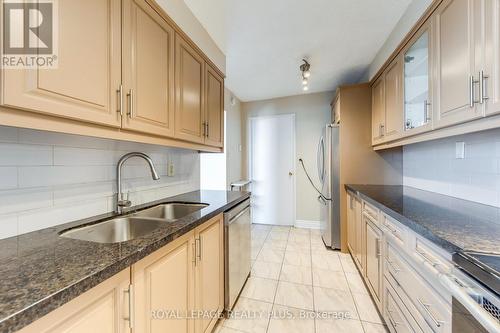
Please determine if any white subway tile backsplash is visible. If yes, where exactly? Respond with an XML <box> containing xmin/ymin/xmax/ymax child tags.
<box><xmin>0</xmin><ymin>167</ymin><xmax>18</xmax><ymax>189</ymax></box>
<box><xmin>0</xmin><ymin>144</ymin><xmax>53</xmax><ymax>166</ymax></box>
<box><xmin>0</xmin><ymin>128</ymin><xmax>200</xmax><ymax>238</ymax></box>
<box><xmin>403</xmin><ymin>128</ymin><xmax>500</xmax><ymax>207</ymax></box>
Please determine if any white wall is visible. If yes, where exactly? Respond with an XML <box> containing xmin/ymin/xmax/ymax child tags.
<box><xmin>364</xmin><ymin>0</ymin><xmax>432</xmax><ymax>81</ymax></box>
<box><xmin>225</xmin><ymin>88</ymin><xmax>244</xmax><ymax>188</ymax></box>
<box><xmin>0</xmin><ymin>126</ymin><xmax>200</xmax><ymax>239</ymax></box>
<box><xmin>156</xmin><ymin>0</ymin><xmax>226</xmax><ymax>74</ymax></box>
<box><xmin>242</xmin><ymin>91</ymin><xmax>334</xmax><ymax>223</ymax></box>
<box><xmin>403</xmin><ymin>128</ymin><xmax>500</xmax><ymax>207</ymax></box>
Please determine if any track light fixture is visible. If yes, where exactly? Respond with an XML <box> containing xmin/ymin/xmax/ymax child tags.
<box><xmin>300</xmin><ymin>59</ymin><xmax>311</xmax><ymax>91</ymax></box>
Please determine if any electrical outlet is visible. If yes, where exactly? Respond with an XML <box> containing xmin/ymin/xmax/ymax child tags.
<box><xmin>167</xmin><ymin>161</ymin><xmax>175</xmax><ymax>177</ymax></box>
<box><xmin>456</xmin><ymin>142</ymin><xmax>465</xmax><ymax>159</ymax></box>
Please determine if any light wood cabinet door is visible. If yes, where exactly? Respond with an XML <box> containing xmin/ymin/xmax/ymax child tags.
<box><xmin>371</xmin><ymin>76</ymin><xmax>385</xmax><ymax>145</ymax></box>
<box><xmin>365</xmin><ymin>216</ymin><xmax>382</xmax><ymax>305</ymax></box>
<box><xmin>195</xmin><ymin>215</ymin><xmax>224</xmax><ymax>333</ymax></box>
<box><xmin>122</xmin><ymin>0</ymin><xmax>175</xmax><ymax>137</ymax></box>
<box><xmin>433</xmin><ymin>0</ymin><xmax>483</xmax><ymax>128</ymax></box>
<box><xmin>347</xmin><ymin>193</ymin><xmax>356</xmax><ymax>255</ymax></box>
<box><xmin>133</xmin><ymin>231</ymin><xmax>195</xmax><ymax>333</ymax></box>
<box><xmin>204</xmin><ymin>65</ymin><xmax>224</xmax><ymax>148</ymax></box>
<box><xmin>354</xmin><ymin>198</ymin><xmax>363</xmax><ymax>270</ymax></box>
<box><xmin>484</xmin><ymin>0</ymin><xmax>500</xmax><ymax>116</ymax></box>
<box><xmin>1</xmin><ymin>0</ymin><xmax>122</xmax><ymax>128</ymax></box>
<box><xmin>18</xmin><ymin>269</ymin><xmax>130</xmax><ymax>333</ymax></box>
<box><xmin>383</xmin><ymin>58</ymin><xmax>403</xmax><ymax>142</ymax></box>
<box><xmin>175</xmin><ymin>36</ymin><xmax>205</xmax><ymax>144</ymax></box>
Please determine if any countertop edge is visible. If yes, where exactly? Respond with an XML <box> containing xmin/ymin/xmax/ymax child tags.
<box><xmin>0</xmin><ymin>191</ymin><xmax>250</xmax><ymax>333</ymax></box>
<box><xmin>345</xmin><ymin>184</ymin><xmax>460</xmax><ymax>254</ymax></box>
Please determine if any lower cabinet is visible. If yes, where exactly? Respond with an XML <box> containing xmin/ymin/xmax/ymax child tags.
<box><xmin>364</xmin><ymin>213</ymin><xmax>383</xmax><ymax>307</ymax></box>
<box><xmin>17</xmin><ymin>214</ymin><xmax>224</xmax><ymax>333</ymax></box>
<box><xmin>18</xmin><ymin>269</ymin><xmax>131</xmax><ymax>333</ymax></box>
<box><xmin>347</xmin><ymin>192</ymin><xmax>363</xmax><ymax>271</ymax></box>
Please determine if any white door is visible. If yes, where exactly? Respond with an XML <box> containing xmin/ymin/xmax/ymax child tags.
<box><xmin>249</xmin><ymin>114</ymin><xmax>295</xmax><ymax>225</ymax></box>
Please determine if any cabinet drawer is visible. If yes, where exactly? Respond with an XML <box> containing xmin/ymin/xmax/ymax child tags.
<box><xmin>363</xmin><ymin>201</ymin><xmax>379</xmax><ymax>221</ymax></box>
<box><xmin>411</xmin><ymin>236</ymin><xmax>452</xmax><ymax>276</ymax></box>
<box><xmin>386</xmin><ymin>243</ymin><xmax>451</xmax><ymax>333</ymax></box>
<box><xmin>385</xmin><ymin>278</ymin><xmax>423</xmax><ymax>333</ymax></box>
<box><xmin>382</xmin><ymin>214</ymin><xmax>406</xmax><ymax>247</ymax></box>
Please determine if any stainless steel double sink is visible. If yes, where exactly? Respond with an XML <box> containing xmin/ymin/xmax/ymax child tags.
<box><xmin>60</xmin><ymin>203</ymin><xmax>208</xmax><ymax>244</ymax></box>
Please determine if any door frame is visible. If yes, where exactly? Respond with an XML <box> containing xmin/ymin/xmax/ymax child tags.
<box><xmin>248</xmin><ymin>113</ymin><xmax>296</xmax><ymax>226</ymax></box>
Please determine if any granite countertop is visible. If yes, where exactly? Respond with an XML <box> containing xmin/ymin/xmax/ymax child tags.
<box><xmin>345</xmin><ymin>185</ymin><xmax>500</xmax><ymax>256</ymax></box>
<box><xmin>0</xmin><ymin>190</ymin><xmax>250</xmax><ymax>333</ymax></box>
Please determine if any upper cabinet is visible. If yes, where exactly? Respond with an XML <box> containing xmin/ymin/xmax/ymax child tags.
<box><xmin>403</xmin><ymin>23</ymin><xmax>433</xmax><ymax>135</ymax></box>
<box><xmin>122</xmin><ymin>0</ymin><xmax>175</xmax><ymax>138</ymax></box>
<box><xmin>372</xmin><ymin>0</ymin><xmax>500</xmax><ymax>149</ymax></box>
<box><xmin>371</xmin><ymin>58</ymin><xmax>403</xmax><ymax>144</ymax></box>
<box><xmin>204</xmin><ymin>65</ymin><xmax>224</xmax><ymax>148</ymax></box>
<box><xmin>1</xmin><ymin>0</ymin><xmax>122</xmax><ymax>128</ymax></box>
<box><xmin>484</xmin><ymin>0</ymin><xmax>500</xmax><ymax>117</ymax></box>
<box><xmin>175</xmin><ymin>36</ymin><xmax>206</xmax><ymax>144</ymax></box>
<box><xmin>433</xmin><ymin>0</ymin><xmax>483</xmax><ymax>128</ymax></box>
<box><xmin>383</xmin><ymin>58</ymin><xmax>404</xmax><ymax>142</ymax></box>
<box><xmin>0</xmin><ymin>0</ymin><xmax>225</xmax><ymax>152</ymax></box>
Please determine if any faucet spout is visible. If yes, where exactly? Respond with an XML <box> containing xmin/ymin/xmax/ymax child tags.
<box><xmin>116</xmin><ymin>152</ymin><xmax>160</xmax><ymax>214</ymax></box>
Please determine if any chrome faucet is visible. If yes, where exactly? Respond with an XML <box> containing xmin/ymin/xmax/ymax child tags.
<box><xmin>116</xmin><ymin>152</ymin><xmax>160</xmax><ymax>214</ymax></box>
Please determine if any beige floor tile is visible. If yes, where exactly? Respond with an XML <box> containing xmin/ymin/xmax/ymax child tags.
<box><xmin>310</xmin><ymin>244</ymin><xmax>331</xmax><ymax>255</ymax></box>
<box><xmin>251</xmin><ymin>245</ymin><xmax>262</xmax><ymax>260</ymax></box>
<box><xmin>311</xmin><ymin>252</ymin><xmax>343</xmax><ymax>271</ymax></box>
<box><xmin>256</xmin><ymin>247</ymin><xmax>285</xmax><ymax>264</ymax></box>
<box><xmin>252</xmin><ymin>224</ymin><xmax>272</xmax><ymax>231</ymax></box>
<box><xmin>313</xmin><ymin>286</ymin><xmax>359</xmax><ymax>320</ymax></box>
<box><xmin>362</xmin><ymin>321</ymin><xmax>389</xmax><ymax>333</ymax></box>
<box><xmin>251</xmin><ymin>260</ymin><xmax>282</xmax><ymax>280</ymax></box>
<box><xmin>312</xmin><ymin>268</ymin><xmax>350</xmax><ymax>291</ymax></box>
<box><xmin>352</xmin><ymin>292</ymin><xmax>384</xmax><ymax>324</ymax></box>
<box><xmin>224</xmin><ymin>297</ymin><xmax>272</xmax><ymax>333</ymax></box>
<box><xmin>240</xmin><ymin>277</ymin><xmax>278</xmax><ymax>303</ymax></box>
<box><xmin>267</xmin><ymin>305</ymin><xmax>315</xmax><ymax>333</ymax></box>
<box><xmin>283</xmin><ymin>250</ymin><xmax>312</xmax><ymax>267</ymax></box>
<box><xmin>345</xmin><ymin>272</ymin><xmax>369</xmax><ymax>294</ymax></box>
<box><xmin>280</xmin><ymin>264</ymin><xmax>312</xmax><ymax>285</ymax></box>
<box><xmin>268</xmin><ymin>231</ymin><xmax>289</xmax><ymax>242</ymax></box>
<box><xmin>315</xmin><ymin>318</ymin><xmax>364</xmax><ymax>333</ymax></box>
<box><xmin>272</xmin><ymin>226</ymin><xmax>291</xmax><ymax>233</ymax></box>
<box><xmin>262</xmin><ymin>239</ymin><xmax>287</xmax><ymax>250</ymax></box>
<box><xmin>288</xmin><ymin>233</ymin><xmax>310</xmax><ymax>244</ymax></box>
<box><xmin>286</xmin><ymin>241</ymin><xmax>311</xmax><ymax>252</ymax></box>
<box><xmin>340</xmin><ymin>254</ymin><xmax>359</xmax><ymax>273</ymax></box>
<box><xmin>290</xmin><ymin>227</ymin><xmax>310</xmax><ymax>235</ymax></box>
<box><xmin>275</xmin><ymin>281</ymin><xmax>314</xmax><ymax>310</ymax></box>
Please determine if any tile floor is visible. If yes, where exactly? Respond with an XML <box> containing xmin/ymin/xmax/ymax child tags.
<box><xmin>215</xmin><ymin>224</ymin><xmax>388</xmax><ymax>333</ymax></box>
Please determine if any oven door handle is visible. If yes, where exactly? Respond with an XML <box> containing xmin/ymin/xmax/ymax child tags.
<box><xmin>439</xmin><ymin>274</ymin><xmax>500</xmax><ymax>333</ymax></box>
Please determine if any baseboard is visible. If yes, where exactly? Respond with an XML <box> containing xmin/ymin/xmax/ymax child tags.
<box><xmin>294</xmin><ymin>220</ymin><xmax>321</xmax><ymax>229</ymax></box>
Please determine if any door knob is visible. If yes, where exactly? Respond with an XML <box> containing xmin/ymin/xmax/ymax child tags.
<box><xmin>289</xmin><ymin>172</ymin><xmax>293</xmax><ymax>176</ymax></box>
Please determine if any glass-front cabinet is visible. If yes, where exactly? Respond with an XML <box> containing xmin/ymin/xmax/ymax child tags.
<box><xmin>403</xmin><ymin>26</ymin><xmax>432</xmax><ymax>134</ymax></box>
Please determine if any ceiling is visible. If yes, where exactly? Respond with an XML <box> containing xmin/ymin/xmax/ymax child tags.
<box><xmin>184</xmin><ymin>0</ymin><xmax>412</xmax><ymax>102</ymax></box>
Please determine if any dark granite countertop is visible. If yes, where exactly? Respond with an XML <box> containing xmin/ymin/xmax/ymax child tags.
<box><xmin>345</xmin><ymin>185</ymin><xmax>500</xmax><ymax>256</ymax></box>
<box><xmin>0</xmin><ymin>190</ymin><xmax>250</xmax><ymax>333</ymax></box>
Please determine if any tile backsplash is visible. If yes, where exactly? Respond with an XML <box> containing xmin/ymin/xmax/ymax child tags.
<box><xmin>0</xmin><ymin>126</ymin><xmax>200</xmax><ymax>239</ymax></box>
<box><xmin>403</xmin><ymin>128</ymin><xmax>500</xmax><ymax>207</ymax></box>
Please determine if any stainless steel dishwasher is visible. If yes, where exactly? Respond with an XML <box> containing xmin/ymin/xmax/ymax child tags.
<box><xmin>224</xmin><ymin>198</ymin><xmax>251</xmax><ymax>312</ymax></box>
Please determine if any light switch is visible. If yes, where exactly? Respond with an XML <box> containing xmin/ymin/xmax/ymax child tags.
<box><xmin>167</xmin><ymin>161</ymin><xmax>175</xmax><ymax>176</ymax></box>
<box><xmin>456</xmin><ymin>142</ymin><xmax>465</xmax><ymax>159</ymax></box>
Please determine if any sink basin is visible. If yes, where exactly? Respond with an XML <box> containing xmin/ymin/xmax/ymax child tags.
<box><xmin>60</xmin><ymin>217</ymin><xmax>166</xmax><ymax>244</ymax></box>
<box><xmin>133</xmin><ymin>203</ymin><xmax>208</xmax><ymax>220</ymax></box>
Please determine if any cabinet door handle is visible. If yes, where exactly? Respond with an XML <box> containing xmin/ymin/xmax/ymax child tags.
<box><xmin>206</xmin><ymin>122</ymin><xmax>209</xmax><ymax>137</ymax></box>
<box><xmin>127</xmin><ymin>89</ymin><xmax>134</xmax><ymax>118</ymax></box>
<box><xmin>376</xmin><ymin>238</ymin><xmax>381</xmax><ymax>257</ymax></box>
<box><xmin>479</xmin><ymin>70</ymin><xmax>489</xmax><ymax>104</ymax></box>
<box><xmin>424</xmin><ymin>100</ymin><xmax>431</xmax><ymax>122</ymax></box>
<box><xmin>416</xmin><ymin>248</ymin><xmax>439</xmax><ymax>268</ymax></box>
<box><xmin>417</xmin><ymin>298</ymin><xmax>443</xmax><ymax>328</ymax></box>
<box><xmin>123</xmin><ymin>284</ymin><xmax>134</xmax><ymax>328</ymax></box>
<box><xmin>117</xmin><ymin>85</ymin><xmax>123</xmax><ymax>117</ymax></box>
<box><xmin>470</xmin><ymin>75</ymin><xmax>475</xmax><ymax>108</ymax></box>
<box><xmin>192</xmin><ymin>241</ymin><xmax>197</xmax><ymax>265</ymax></box>
<box><xmin>386</xmin><ymin>257</ymin><xmax>401</xmax><ymax>273</ymax></box>
<box><xmin>196</xmin><ymin>237</ymin><xmax>202</xmax><ymax>261</ymax></box>
<box><xmin>202</xmin><ymin>122</ymin><xmax>206</xmax><ymax>137</ymax></box>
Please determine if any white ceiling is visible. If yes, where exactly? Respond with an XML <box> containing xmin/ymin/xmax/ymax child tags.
<box><xmin>184</xmin><ymin>0</ymin><xmax>412</xmax><ymax>102</ymax></box>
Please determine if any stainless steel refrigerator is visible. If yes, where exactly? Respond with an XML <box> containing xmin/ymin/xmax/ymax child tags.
<box><xmin>317</xmin><ymin>124</ymin><xmax>340</xmax><ymax>250</ymax></box>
